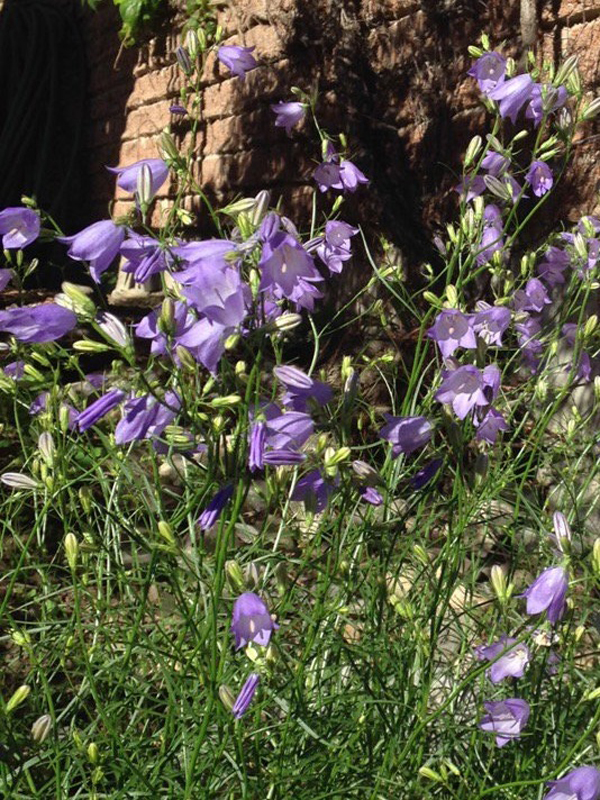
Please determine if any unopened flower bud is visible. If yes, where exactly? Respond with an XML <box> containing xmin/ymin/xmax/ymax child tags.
<box><xmin>184</xmin><ymin>29</ymin><xmax>199</xmax><ymax>58</ymax></box>
<box><xmin>11</xmin><ymin>629</ymin><xmax>31</xmax><ymax>647</ymax></box>
<box><xmin>210</xmin><ymin>394</ymin><xmax>241</xmax><ymax>408</ymax></box>
<box><xmin>464</xmin><ymin>135</ymin><xmax>482</xmax><ymax>168</ymax></box>
<box><xmin>584</xmin><ymin>315</ymin><xmax>598</xmax><ymax>338</ymax></box>
<box><xmin>592</xmin><ymin>538</ymin><xmax>600</xmax><ymax>577</ymax></box>
<box><xmin>60</xmin><ymin>404</ymin><xmax>71</xmax><ymax>434</ymax></box>
<box><xmin>219</xmin><ymin>685</ymin><xmax>235</xmax><ymax>711</ymax></box>
<box><xmin>324</xmin><ymin>447</ymin><xmax>351</xmax><ymax>468</ymax></box>
<box><xmin>61</xmin><ymin>282</ymin><xmax>96</xmax><ymax>317</ymax></box>
<box><xmin>87</xmin><ymin>742</ymin><xmax>99</xmax><ymax>765</ymax></box>
<box><xmin>490</xmin><ymin>564</ymin><xmax>510</xmax><ymax>603</ymax></box>
<box><xmin>534</xmin><ymin>378</ymin><xmax>548</xmax><ymax>402</ymax></box>
<box><xmin>158</xmin><ymin>521</ymin><xmax>176</xmax><ymax>546</ymax></box>
<box><xmin>23</xmin><ymin>363</ymin><xmax>46</xmax><ymax>382</ymax></box>
<box><xmin>160</xmin><ymin>131</ymin><xmax>180</xmax><ymax>162</ymax></box>
<box><xmin>234</xmin><ymin>360</ymin><xmax>246</xmax><ymax>378</ymax></box>
<box><xmin>273</xmin><ymin>312</ymin><xmax>302</xmax><ymax>332</ymax></box>
<box><xmin>96</xmin><ymin>312</ymin><xmax>130</xmax><ymax>348</ymax></box>
<box><xmin>352</xmin><ymin>459</ymin><xmax>382</xmax><ymax>486</ymax></box>
<box><xmin>6</xmin><ymin>684</ymin><xmax>31</xmax><ymax>713</ymax></box>
<box><xmin>175</xmin><ymin>45</ymin><xmax>192</xmax><ymax>75</ymax></box>
<box><xmin>38</xmin><ymin>433</ymin><xmax>55</xmax><ymax>467</ymax></box>
<box><xmin>413</xmin><ymin>544</ymin><xmax>429</xmax><ymax>566</ymax></box>
<box><xmin>250</xmin><ymin>190</ymin><xmax>271</xmax><ymax>226</ymax></box>
<box><xmin>136</xmin><ymin>163</ymin><xmax>153</xmax><ymax>208</ymax></box>
<box><xmin>159</xmin><ymin>298</ymin><xmax>175</xmax><ymax>335</ymax></box>
<box><xmin>31</xmin><ymin>714</ymin><xmax>53</xmax><ymax>743</ymax></box>
<box><xmin>175</xmin><ymin>346</ymin><xmax>197</xmax><ymax>372</ymax></box>
<box><xmin>72</xmin><ymin>340</ymin><xmax>111</xmax><ymax>354</ymax></box>
<box><xmin>582</xmin><ymin>97</ymin><xmax>600</xmax><ymax>121</ymax></box>
<box><xmin>445</xmin><ymin>284</ymin><xmax>458</xmax><ymax>307</ymax></box>
<box><xmin>244</xmin><ymin>562</ymin><xmax>260</xmax><ymax>590</ymax></box>
<box><xmin>1</xmin><ymin>472</ymin><xmax>39</xmax><ymax>490</ymax></box>
<box><xmin>224</xmin><ymin>333</ymin><xmax>240</xmax><ymax>351</ymax></box>
<box><xmin>573</xmin><ymin>232</ymin><xmax>588</xmax><ymax>261</ymax></box>
<box><xmin>225</xmin><ymin>560</ymin><xmax>245</xmax><ymax>593</ymax></box>
<box><xmin>64</xmin><ymin>533</ymin><xmax>79</xmax><ymax>571</ymax></box>
<box><xmin>419</xmin><ymin>766</ymin><xmax>443</xmax><ymax>782</ymax></box>
<box><xmin>484</xmin><ymin>174</ymin><xmax>512</xmax><ymax>202</ymax></box>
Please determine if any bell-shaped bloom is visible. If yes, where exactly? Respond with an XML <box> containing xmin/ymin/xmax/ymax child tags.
<box><xmin>2</xmin><ymin>360</ymin><xmax>25</xmax><ymax>380</ymax></box>
<box><xmin>537</xmin><ymin>246</ymin><xmax>571</xmax><ymax>286</ymax></box>
<box><xmin>473</xmin><ymin>304</ymin><xmax>511</xmax><ymax>346</ymax></box>
<box><xmin>359</xmin><ymin>486</ymin><xmax>384</xmax><ymax>505</ymax></box>
<box><xmin>114</xmin><ymin>390</ymin><xmax>181</xmax><ymax>444</ymax></box>
<box><xmin>198</xmin><ymin>484</ymin><xmax>234</xmax><ymax>531</ymax></box>
<box><xmin>274</xmin><ymin>365</ymin><xmax>332</xmax><ymax>411</ymax></box>
<box><xmin>526</xmin><ymin>160</ymin><xmax>554</xmax><ymax>197</ymax></box>
<box><xmin>474</xmin><ymin>407</ymin><xmax>508</xmax><ymax>443</ymax></box>
<box><xmin>380</xmin><ymin>415</ymin><xmax>432</xmax><ymax>457</ymax></box>
<box><xmin>0</xmin><ymin>303</ymin><xmax>77</xmax><ymax>343</ymax></box>
<box><xmin>489</xmin><ymin>74</ymin><xmax>536</xmax><ymax>124</ymax></box>
<box><xmin>136</xmin><ymin>301</ymin><xmax>196</xmax><ymax>357</ymax></box>
<box><xmin>0</xmin><ymin>207</ymin><xmax>40</xmax><ymax>249</ymax></box>
<box><xmin>527</xmin><ymin>84</ymin><xmax>568</xmax><ymax>127</ymax></box>
<box><xmin>314</xmin><ymin>158</ymin><xmax>368</xmax><ymax>194</ymax></box>
<box><xmin>435</xmin><ymin>365</ymin><xmax>489</xmax><ymax>419</ymax></box>
<box><xmin>271</xmin><ymin>101</ymin><xmax>305</xmax><ymax>134</ymax></box>
<box><xmin>475</xmin><ymin>204</ymin><xmax>504</xmax><ymax>266</ymax></box>
<box><xmin>315</xmin><ymin>220</ymin><xmax>359</xmax><ymax>274</ymax></box>
<box><xmin>232</xmin><ymin>673</ymin><xmax>260</xmax><ymax>719</ymax></box>
<box><xmin>121</xmin><ymin>233</ymin><xmax>173</xmax><ymax>283</ymax></box>
<box><xmin>259</xmin><ymin>232</ymin><xmax>323</xmax><ymax>311</ymax></box>
<box><xmin>512</xmin><ymin>278</ymin><xmax>552</xmax><ymax>313</ymax></box>
<box><xmin>475</xmin><ymin>636</ymin><xmax>531</xmax><ymax>683</ymax></box>
<box><xmin>58</xmin><ymin>220</ymin><xmax>125</xmax><ymax>283</ymax></box>
<box><xmin>427</xmin><ymin>309</ymin><xmax>476</xmax><ymax>358</ymax></box>
<box><xmin>544</xmin><ymin>766</ymin><xmax>600</xmax><ymax>800</ymax></box>
<box><xmin>217</xmin><ymin>45</ymin><xmax>257</xmax><ymax>80</ymax></box>
<box><xmin>468</xmin><ymin>52</ymin><xmax>507</xmax><ymax>94</ymax></box>
<box><xmin>172</xmin><ymin>239</ymin><xmax>238</xmax><ymax>284</ymax></box>
<box><xmin>106</xmin><ymin>158</ymin><xmax>168</xmax><ymax>199</ymax></box>
<box><xmin>411</xmin><ymin>458</ymin><xmax>443</xmax><ymax>489</ymax></box>
<box><xmin>76</xmin><ymin>388</ymin><xmax>126</xmax><ymax>432</ymax></box>
<box><xmin>291</xmin><ymin>468</ymin><xmax>338</xmax><ymax>513</ymax></box>
<box><xmin>521</xmin><ymin>566</ymin><xmax>568</xmax><ymax>625</ymax></box>
<box><xmin>479</xmin><ymin>698</ymin><xmax>530</xmax><ymax>747</ymax></box>
<box><xmin>562</xmin><ymin>323</ymin><xmax>592</xmax><ymax>383</ymax></box>
<box><xmin>231</xmin><ymin>592</ymin><xmax>278</xmax><ymax>650</ymax></box>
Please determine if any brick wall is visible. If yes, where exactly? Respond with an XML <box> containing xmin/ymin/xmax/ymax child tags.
<box><xmin>83</xmin><ymin>0</ymin><xmax>600</xmax><ymax>260</ymax></box>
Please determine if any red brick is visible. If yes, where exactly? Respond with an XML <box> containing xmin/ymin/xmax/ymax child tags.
<box><xmin>542</xmin><ymin>0</ymin><xmax>600</xmax><ymax>25</ymax></box>
<box><xmin>203</xmin><ymin>62</ymin><xmax>289</xmax><ymax>119</ymax></box>
<box><xmin>126</xmin><ymin>66</ymin><xmax>181</xmax><ymax>109</ymax></box>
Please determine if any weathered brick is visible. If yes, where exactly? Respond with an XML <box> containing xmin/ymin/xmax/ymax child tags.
<box><xmin>361</xmin><ymin>0</ymin><xmax>420</xmax><ymax>23</ymax></box>
<box><xmin>204</xmin><ymin>109</ymin><xmax>278</xmax><ymax>154</ymax></box>
<box><xmin>122</xmin><ymin>102</ymin><xmax>172</xmax><ymax>141</ymax></box>
<box><xmin>127</xmin><ymin>66</ymin><xmax>181</xmax><ymax>109</ymax></box>
<box><xmin>542</xmin><ymin>0</ymin><xmax>600</xmax><ymax>25</ymax></box>
<box><xmin>203</xmin><ymin>62</ymin><xmax>289</xmax><ymax>119</ymax></box>
<box><xmin>559</xmin><ymin>18</ymin><xmax>600</xmax><ymax>86</ymax></box>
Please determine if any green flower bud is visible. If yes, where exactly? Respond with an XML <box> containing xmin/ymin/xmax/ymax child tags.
<box><xmin>64</xmin><ymin>533</ymin><xmax>79</xmax><ymax>571</ymax></box>
<box><xmin>218</xmin><ymin>685</ymin><xmax>235</xmax><ymax>711</ymax></box>
<box><xmin>31</xmin><ymin>714</ymin><xmax>53</xmax><ymax>743</ymax></box>
<box><xmin>6</xmin><ymin>684</ymin><xmax>31</xmax><ymax>713</ymax></box>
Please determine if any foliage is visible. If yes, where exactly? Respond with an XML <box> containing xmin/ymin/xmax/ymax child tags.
<box><xmin>1</xmin><ymin>30</ymin><xmax>600</xmax><ymax>800</ymax></box>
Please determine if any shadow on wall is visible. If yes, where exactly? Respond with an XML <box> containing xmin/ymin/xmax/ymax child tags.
<box><xmin>0</xmin><ymin>0</ymin><xmax>86</xmax><ymax>229</ymax></box>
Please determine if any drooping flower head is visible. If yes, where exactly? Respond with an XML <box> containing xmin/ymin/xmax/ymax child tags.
<box><xmin>217</xmin><ymin>45</ymin><xmax>257</xmax><ymax>80</ymax></box>
<box><xmin>474</xmin><ymin>407</ymin><xmax>508</xmax><ymax>443</ymax></box>
<box><xmin>527</xmin><ymin>84</ymin><xmax>569</xmax><ymax>127</ymax></box>
<box><xmin>380</xmin><ymin>415</ymin><xmax>432</xmax><ymax>457</ymax></box>
<box><xmin>198</xmin><ymin>484</ymin><xmax>234</xmax><ymax>531</ymax></box>
<box><xmin>114</xmin><ymin>390</ymin><xmax>181</xmax><ymax>444</ymax></box>
<box><xmin>488</xmin><ymin>74</ymin><xmax>536</xmax><ymax>124</ymax></box>
<box><xmin>473</xmin><ymin>303</ymin><xmax>511</xmax><ymax>346</ymax></box>
<box><xmin>274</xmin><ymin>365</ymin><xmax>332</xmax><ymax>411</ymax></box>
<box><xmin>526</xmin><ymin>160</ymin><xmax>554</xmax><ymax>197</ymax></box>
<box><xmin>231</xmin><ymin>592</ymin><xmax>278</xmax><ymax>650</ymax></box>
<box><xmin>0</xmin><ymin>207</ymin><xmax>40</xmax><ymax>249</ymax></box>
<box><xmin>258</xmin><ymin>231</ymin><xmax>323</xmax><ymax>311</ymax></box>
<box><xmin>271</xmin><ymin>101</ymin><xmax>306</xmax><ymax>134</ymax></box>
<box><xmin>58</xmin><ymin>220</ymin><xmax>125</xmax><ymax>283</ymax></box>
<box><xmin>291</xmin><ymin>468</ymin><xmax>338</xmax><ymax>513</ymax></box>
<box><xmin>468</xmin><ymin>52</ymin><xmax>507</xmax><ymax>95</ymax></box>
<box><xmin>521</xmin><ymin>566</ymin><xmax>569</xmax><ymax>625</ymax></box>
<box><xmin>315</xmin><ymin>220</ymin><xmax>359</xmax><ymax>274</ymax></box>
<box><xmin>76</xmin><ymin>388</ymin><xmax>126</xmax><ymax>432</ymax></box>
<box><xmin>475</xmin><ymin>636</ymin><xmax>531</xmax><ymax>683</ymax></box>
<box><xmin>544</xmin><ymin>766</ymin><xmax>600</xmax><ymax>800</ymax></box>
<box><xmin>313</xmin><ymin>148</ymin><xmax>369</xmax><ymax>194</ymax></box>
<box><xmin>121</xmin><ymin>233</ymin><xmax>174</xmax><ymax>283</ymax></box>
<box><xmin>478</xmin><ymin>698</ymin><xmax>530</xmax><ymax>747</ymax></box>
<box><xmin>427</xmin><ymin>309</ymin><xmax>476</xmax><ymax>359</ymax></box>
<box><xmin>435</xmin><ymin>365</ymin><xmax>489</xmax><ymax>420</ymax></box>
<box><xmin>0</xmin><ymin>304</ymin><xmax>77</xmax><ymax>343</ymax></box>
